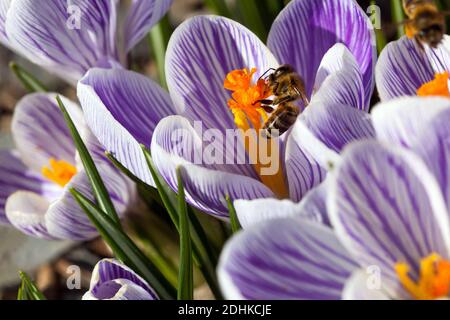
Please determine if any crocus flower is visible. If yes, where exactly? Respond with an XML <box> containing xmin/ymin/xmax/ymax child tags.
<box><xmin>79</xmin><ymin>0</ymin><xmax>376</xmax><ymax>219</ymax></box>
<box><xmin>376</xmin><ymin>35</ymin><xmax>450</xmax><ymax>101</ymax></box>
<box><xmin>0</xmin><ymin>0</ymin><xmax>172</xmax><ymax>83</ymax></box>
<box><xmin>0</xmin><ymin>93</ymin><xmax>133</xmax><ymax>240</ymax></box>
<box><xmin>83</xmin><ymin>259</ymin><xmax>157</xmax><ymax>300</ymax></box>
<box><xmin>218</xmin><ymin>96</ymin><xmax>450</xmax><ymax>300</ymax></box>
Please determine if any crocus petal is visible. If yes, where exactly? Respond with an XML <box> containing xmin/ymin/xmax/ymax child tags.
<box><xmin>46</xmin><ymin>164</ymin><xmax>132</xmax><ymax>240</ymax></box>
<box><xmin>83</xmin><ymin>259</ymin><xmax>158</xmax><ymax>300</ymax></box>
<box><xmin>234</xmin><ymin>196</ymin><xmax>325</xmax><ymax>229</ymax></box>
<box><xmin>5</xmin><ymin>191</ymin><xmax>54</xmax><ymax>239</ymax></box>
<box><xmin>218</xmin><ymin>218</ymin><xmax>357</xmax><ymax>300</ymax></box>
<box><xmin>302</xmin><ymin>101</ymin><xmax>375</xmax><ymax>153</ymax></box>
<box><xmin>313</xmin><ymin>44</ymin><xmax>366</xmax><ymax>110</ymax></box>
<box><xmin>268</xmin><ymin>0</ymin><xmax>375</xmax><ymax>104</ymax></box>
<box><xmin>372</xmin><ymin>96</ymin><xmax>450</xmax><ymax>148</ymax></box>
<box><xmin>151</xmin><ymin>116</ymin><xmax>274</xmax><ymax>218</ymax></box>
<box><xmin>411</xmin><ymin>107</ymin><xmax>450</xmax><ymax>213</ymax></box>
<box><xmin>375</xmin><ymin>36</ymin><xmax>450</xmax><ymax>101</ymax></box>
<box><xmin>166</xmin><ymin>15</ymin><xmax>278</xmax><ymax>132</ymax></box>
<box><xmin>12</xmin><ymin>93</ymin><xmax>82</xmax><ymax>173</ymax></box>
<box><xmin>342</xmin><ymin>269</ymin><xmax>391</xmax><ymax>300</ymax></box>
<box><xmin>124</xmin><ymin>0</ymin><xmax>173</xmax><ymax>52</ymax></box>
<box><xmin>6</xmin><ymin>0</ymin><xmax>120</xmax><ymax>83</ymax></box>
<box><xmin>329</xmin><ymin>140</ymin><xmax>450</xmax><ymax>297</ymax></box>
<box><xmin>78</xmin><ymin>68</ymin><xmax>175</xmax><ymax>186</ymax></box>
<box><xmin>297</xmin><ymin>181</ymin><xmax>330</xmax><ymax>226</ymax></box>
<box><xmin>284</xmin><ymin>124</ymin><xmax>326</xmax><ymax>202</ymax></box>
<box><xmin>0</xmin><ymin>150</ymin><xmax>60</xmax><ymax>224</ymax></box>
<box><xmin>0</xmin><ymin>0</ymin><xmax>11</xmax><ymax>47</ymax></box>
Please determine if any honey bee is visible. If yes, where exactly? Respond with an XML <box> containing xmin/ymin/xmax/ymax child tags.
<box><xmin>403</xmin><ymin>0</ymin><xmax>449</xmax><ymax>48</ymax></box>
<box><xmin>256</xmin><ymin>64</ymin><xmax>309</xmax><ymax>139</ymax></box>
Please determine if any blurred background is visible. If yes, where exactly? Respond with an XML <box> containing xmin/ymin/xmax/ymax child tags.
<box><xmin>0</xmin><ymin>0</ymin><xmax>449</xmax><ymax>299</ymax></box>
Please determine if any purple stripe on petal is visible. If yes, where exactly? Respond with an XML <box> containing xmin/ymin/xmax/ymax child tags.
<box><xmin>166</xmin><ymin>15</ymin><xmax>278</xmax><ymax>134</ymax></box>
<box><xmin>6</xmin><ymin>0</ymin><xmax>120</xmax><ymax>83</ymax></box>
<box><xmin>0</xmin><ymin>0</ymin><xmax>11</xmax><ymax>47</ymax></box>
<box><xmin>329</xmin><ymin>140</ymin><xmax>450</xmax><ymax>298</ymax></box>
<box><xmin>124</xmin><ymin>0</ymin><xmax>173</xmax><ymax>52</ymax></box>
<box><xmin>375</xmin><ymin>36</ymin><xmax>450</xmax><ymax>101</ymax></box>
<box><xmin>218</xmin><ymin>218</ymin><xmax>357</xmax><ymax>300</ymax></box>
<box><xmin>78</xmin><ymin>68</ymin><xmax>176</xmax><ymax>186</ymax></box>
<box><xmin>268</xmin><ymin>0</ymin><xmax>376</xmax><ymax>106</ymax></box>
<box><xmin>83</xmin><ymin>259</ymin><xmax>158</xmax><ymax>300</ymax></box>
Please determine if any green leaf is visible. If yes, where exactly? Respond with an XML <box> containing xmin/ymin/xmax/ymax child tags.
<box><xmin>17</xmin><ymin>272</ymin><xmax>46</xmax><ymax>300</ymax></box>
<box><xmin>236</xmin><ymin>0</ymin><xmax>270</xmax><ymax>42</ymax></box>
<box><xmin>176</xmin><ymin>168</ymin><xmax>193</xmax><ymax>300</ymax></box>
<box><xmin>56</xmin><ymin>96</ymin><xmax>120</xmax><ymax>225</ymax></box>
<box><xmin>391</xmin><ymin>0</ymin><xmax>405</xmax><ymax>38</ymax></box>
<box><xmin>226</xmin><ymin>195</ymin><xmax>241</xmax><ymax>233</ymax></box>
<box><xmin>148</xmin><ymin>15</ymin><xmax>172</xmax><ymax>89</ymax></box>
<box><xmin>204</xmin><ymin>0</ymin><xmax>233</xmax><ymax>18</ymax></box>
<box><xmin>10</xmin><ymin>62</ymin><xmax>48</xmax><ymax>93</ymax></box>
<box><xmin>70</xmin><ymin>188</ymin><xmax>176</xmax><ymax>299</ymax></box>
<box><xmin>141</xmin><ymin>146</ymin><xmax>223</xmax><ymax>299</ymax></box>
<box><xmin>370</xmin><ymin>0</ymin><xmax>387</xmax><ymax>55</ymax></box>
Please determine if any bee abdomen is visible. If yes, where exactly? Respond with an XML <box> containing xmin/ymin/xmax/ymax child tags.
<box><xmin>262</xmin><ymin>104</ymin><xmax>299</xmax><ymax>138</ymax></box>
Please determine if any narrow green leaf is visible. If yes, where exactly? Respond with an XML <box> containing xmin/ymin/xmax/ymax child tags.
<box><xmin>141</xmin><ymin>146</ymin><xmax>223</xmax><ymax>299</ymax></box>
<box><xmin>10</xmin><ymin>62</ymin><xmax>48</xmax><ymax>93</ymax></box>
<box><xmin>236</xmin><ymin>0</ymin><xmax>269</xmax><ymax>41</ymax></box>
<box><xmin>148</xmin><ymin>15</ymin><xmax>172</xmax><ymax>89</ymax></box>
<box><xmin>70</xmin><ymin>188</ymin><xmax>176</xmax><ymax>299</ymax></box>
<box><xmin>204</xmin><ymin>0</ymin><xmax>233</xmax><ymax>18</ymax></box>
<box><xmin>176</xmin><ymin>168</ymin><xmax>193</xmax><ymax>300</ymax></box>
<box><xmin>56</xmin><ymin>96</ymin><xmax>120</xmax><ymax>225</ymax></box>
<box><xmin>17</xmin><ymin>272</ymin><xmax>46</xmax><ymax>300</ymax></box>
<box><xmin>391</xmin><ymin>0</ymin><xmax>405</xmax><ymax>38</ymax></box>
<box><xmin>226</xmin><ymin>195</ymin><xmax>241</xmax><ymax>233</ymax></box>
<box><xmin>370</xmin><ymin>0</ymin><xmax>387</xmax><ymax>55</ymax></box>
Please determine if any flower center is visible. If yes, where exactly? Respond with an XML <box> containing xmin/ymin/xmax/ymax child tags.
<box><xmin>395</xmin><ymin>253</ymin><xmax>450</xmax><ymax>300</ymax></box>
<box><xmin>41</xmin><ymin>158</ymin><xmax>77</xmax><ymax>187</ymax></box>
<box><xmin>224</xmin><ymin>68</ymin><xmax>289</xmax><ymax>198</ymax></box>
<box><xmin>417</xmin><ymin>72</ymin><xmax>450</xmax><ymax>98</ymax></box>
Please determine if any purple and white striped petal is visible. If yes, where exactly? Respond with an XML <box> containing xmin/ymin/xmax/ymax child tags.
<box><xmin>5</xmin><ymin>191</ymin><xmax>55</xmax><ymax>239</ymax></box>
<box><xmin>6</xmin><ymin>0</ymin><xmax>120</xmax><ymax>83</ymax></box>
<box><xmin>268</xmin><ymin>0</ymin><xmax>375</xmax><ymax>106</ymax></box>
<box><xmin>124</xmin><ymin>0</ymin><xmax>173</xmax><ymax>52</ymax></box>
<box><xmin>342</xmin><ymin>269</ymin><xmax>391</xmax><ymax>300</ymax></box>
<box><xmin>302</xmin><ymin>101</ymin><xmax>375</xmax><ymax>153</ymax></box>
<box><xmin>166</xmin><ymin>15</ymin><xmax>278</xmax><ymax>133</ymax></box>
<box><xmin>329</xmin><ymin>140</ymin><xmax>450</xmax><ymax>298</ymax></box>
<box><xmin>297</xmin><ymin>181</ymin><xmax>330</xmax><ymax>226</ymax></box>
<box><xmin>151</xmin><ymin>116</ymin><xmax>274</xmax><ymax>218</ymax></box>
<box><xmin>0</xmin><ymin>0</ymin><xmax>11</xmax><ymax>47</ymax></box>
<box><xmin>11</xmin><ymin>93</ymin><xmax>82</xmax><ymax>173</ymax></box>
<box><xmin>218</xmin><ymin>218</ymin><xmax>357</xmax><ymax>300</ymax></box>
<box><xmin>46</xmin><ymin>164</ymin><xmax>132</xmax><ymax>240</ymax></box>
<box><xmin>78</xmin><ymin>68</ymin><xmax>175</xmax><ymax>186</ymax></box>
<box><xmin>312</xmin><ymin>44</ymin><xmax>366</xmax><ymax>111</ymax></box>
<box><xmin>83</xmin><ymin>259</ymin><xmax>158</xmax><ymax>300</ymax></box>
<box><xmin>375</xmin><ymin>36</ymin><xmax>450</xmax><ymax>101</ymax></box>
<box><xmin>284</xmin><ymin>130</ymin><xmax>325</xmax><ymax>202</ymax></box>
<box><xmin>372</xmin><ymin>97</ymin><xmax>450</xmax><ymax>148</ymax></box>
<box><xmin>0</xmin><ymin>150</ymin><xmax>60</xmax><ymax>224</ymax></box>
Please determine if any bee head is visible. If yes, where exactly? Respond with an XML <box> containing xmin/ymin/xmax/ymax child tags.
<box><xmin>415</xmin><ymin>10</ymin><xmax>445</xmax><ymax>48</ymax></box>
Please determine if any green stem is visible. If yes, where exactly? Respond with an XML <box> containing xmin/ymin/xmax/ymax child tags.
<box><xmin>148</xmin><ymin>15</ymin><xmax>172</xmax><ymax>89</ymax></box>
<box><xmin>10</xmin><ymin>62</ymin><xmax>48</xmax><ymax>92</ymax></box>
<box><xmin>204</xmin><ymin>0</ymin><xmax>233</xmax><ymax>18</ymax></box>
<box><xmin>226</xmin><ymin>195</ymin><xmax>241</xmax><ymax>233</ymax></box>
<box><xmin>236</xmin><ymin>0</ymin><xmax>270</xmax><ymax>42</ymax></box>
<box><xmin>391</xmin><ymin>0</ymin><xmax>405</xmax><ymax>38</ymax></box>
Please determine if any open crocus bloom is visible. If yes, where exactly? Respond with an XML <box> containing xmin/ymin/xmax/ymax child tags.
<box><xmin>83</xmin><ymin>259</ymin><xmax>158</xmax><ymax>300</ymax></box>
<box><xmin>79</xmin><ymin>0</ymin><xmax>376</xmax><ymax>219</ymax></box>
<box><xmin>219</xmin><ymin>97</ymin><xmax>450</xmax><ymax>300</ymax></box>
<box><xmin>376</xmin><ymin>35</ymin><xmax>450</xmax><ymax>101</ymax></box>
<box><xmin>0</xmin><ymin>0</ymin><xmax>172</xmax><ymax>83</ymax></box>
<box><xmin>0</xmin><ymin>93</ymin><xmax>133</xmax><ymax>240</ymax></box>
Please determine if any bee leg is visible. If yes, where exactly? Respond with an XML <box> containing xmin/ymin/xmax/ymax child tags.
<box><xmin>272</xmin><ymin>95</ymin><xmax>293</xmax><ymax>106</ymax></box>
<box><xmin>261</xmin><ymin>105</ymin><xmax>275</xmax><ymax>113</ymax></box>
<box><xmin>253</xmin><ymin>99</ymin><xmax>274</xmax><ymax>106</ymax></box>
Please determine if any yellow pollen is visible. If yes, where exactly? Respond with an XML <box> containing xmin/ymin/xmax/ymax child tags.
<box><xmin>395</xmin><ymin>253</ymin><xmax>450</xmax><ymax>300</ymax></box>
<box><xmin>41</xmin><ymin>158</ymin><xmax>77</xmax><ymax>187</ymax></box>
<box><xmin>224</xmin><ymin>68</ymin><xmax>289</xmax><ymax>198</ymax></box>
<box><xmin>417</xmin><ymin>72</ymin><xmax>450</xmax><ymax>98</ymax></box>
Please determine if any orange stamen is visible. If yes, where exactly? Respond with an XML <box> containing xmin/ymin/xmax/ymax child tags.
<box><xmin>41</xmin><ymin>158</ymin><xmax>77</xmax><ymax>187</ymax></box>
<box><xmin>395</xmin><ymin>253</ymin><xmax>450</xmax><ymax>300</ymax></box>
<box><xmin>417</xmin><ymin>72</ymin><xmax>450</xmax><ymax>98</ymax></box>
